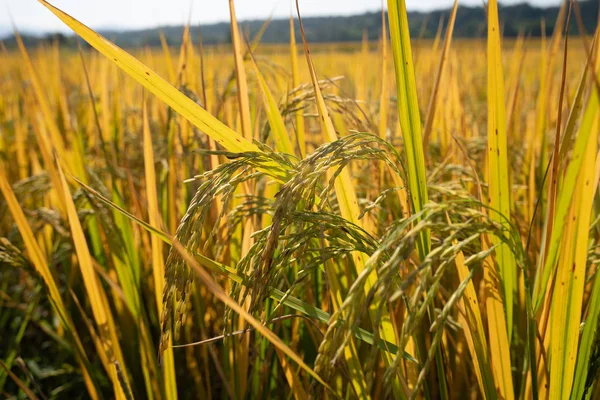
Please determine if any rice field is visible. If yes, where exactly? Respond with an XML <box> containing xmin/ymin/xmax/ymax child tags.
<box><xmin>0</xmin><ymin>0</ymin><xmax>599</xmax><ymax>399</ymax></box>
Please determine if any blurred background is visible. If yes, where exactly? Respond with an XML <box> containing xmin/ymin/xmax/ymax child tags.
<box><xmin>1</xmin><ymin>0</ymin><xmax>573</xmax><ymax>47</ymax></box>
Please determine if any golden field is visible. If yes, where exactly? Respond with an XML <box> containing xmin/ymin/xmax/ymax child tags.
<box><xmin>0</xmin><ymin>0</ymin><xmax>599</xmax><ymax>399</ymax></box>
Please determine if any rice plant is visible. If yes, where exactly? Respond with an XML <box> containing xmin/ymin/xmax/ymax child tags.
<box><xmin>0</xmin><ymin>0</ymin><xmax>599</xmax><ymax>398</ymax></box>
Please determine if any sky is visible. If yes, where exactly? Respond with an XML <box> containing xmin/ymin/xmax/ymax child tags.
<box><xmin>2</xmin><ymin>0</ymin><xmax>562</xmax><ymax>36</ymax></box>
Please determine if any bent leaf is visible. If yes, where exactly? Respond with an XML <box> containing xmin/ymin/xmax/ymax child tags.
<box><xmin>38</xmin><ymin>0</ymin><xmax>255</xmax><ymax>156</ymax></box>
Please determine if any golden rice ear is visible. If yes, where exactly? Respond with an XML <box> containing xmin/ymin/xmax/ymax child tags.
<box><xmin>170</xmin><ymin>239</ymin><xmax>333</xmax><ymax>392</ymax></box>
<box><xmin>72</xmin><ymin>174</ymin><xmax>402</xmax><ymax>356</ymax></box>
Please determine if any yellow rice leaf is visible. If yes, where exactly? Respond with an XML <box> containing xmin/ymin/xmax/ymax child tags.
<box><xmin>387</xmin><ymin>0</ymin><xmax>430</xmax><ymax>258</ymax></box>
<box><xmin>485</xmin><ymin>0</ymin><xmax>516</xmax><ymax>396</ymax></box>
<box><xmin>289</xmin><ymin>17</ymin><xmax>305</xmax><ymax>157</ymax></box>
<box><xmin>486</xmin><ymin>0</ymin><xmax>517</xmax><ymax>339</ymax></box>
<box><xmin>449</xmin><ymin>223</ymin><xmax>496</xmax><ymax>398</ymax></box>
<box><xmin>570</xmin><ymin>147</ymin><xmax>600</xmax><ymax>400</ymax></box>
<box><xmin>143</xmin><ymin>101</ymin><xmax>178</xmax><ymax>400</ymax></box>
<box><xmin>274</xmin><ymin>348</ymin><xmax>309</xmax><ymax>400</ymax></box>
<box><xmin>37</xmin><ymin>0</ymin><xmax>257</xmax><ymax>156</ymax></box>
<box><xmin>483</xmin><ymin>235</ymin><xmax>515</xmax><ymax>400</ymax></box>
<box><xmin>534</xmin><ymin>32</ymin><xmax>600</xmax><ymax>312</ymax></box>
<box><xmin>56</xmin><ymin>161</ymin><xmax>131</xmax><ymax>399</ymax></box>
<box><xmin>378</xmin><ymin>8</ymin><xmax>389</xmax><ymax>142</ymax></box>
<box><xmin>229</xmin><ymin>0</ymin><xmax>253</xmax><ymax>140</ymax></box>
<box><xmin>249</xmin><ymin>53</ymin><xmax>295</xmax><ymax>155</ymax></box>
<box><xmin>548</xmin><ymin>122</ymin><xmax>597</xmax><ymax>400</ymax></box>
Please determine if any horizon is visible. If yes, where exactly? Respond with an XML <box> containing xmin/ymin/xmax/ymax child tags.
<box><xmin>1</xmin><ymin>0</ymin><xmax>564</xmax><ymax>39</ymax></box>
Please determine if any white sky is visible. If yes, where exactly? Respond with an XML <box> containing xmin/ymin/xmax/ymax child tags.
<box><xmin>2</xmin><ymin>0</ymin><xmax>562</xmax><ymax>35</ymax></box>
